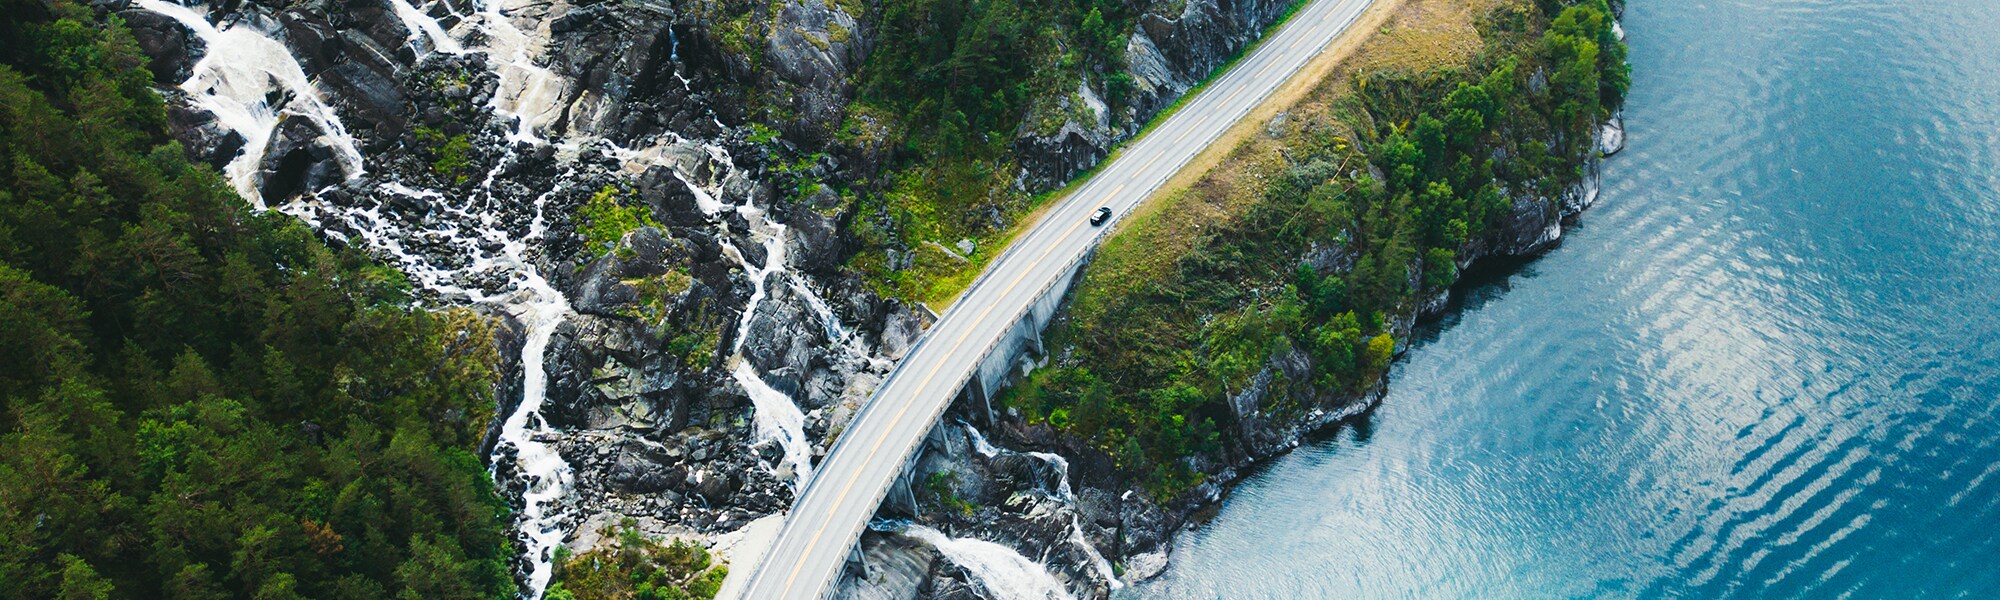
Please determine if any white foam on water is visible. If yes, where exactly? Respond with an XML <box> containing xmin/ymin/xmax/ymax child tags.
<box><xmin>959</xmin><ymin>425</ymin><xmax>1122</xmax><ymax>591</ymax></box>
<box><xmin>472</xmin><ymin>0</ymin><xmax>568</xmax><ymax>143</ymax></box>
<box><xmin>732</xmin><ymin>360</ymin><xmax>814</xmax><ymax>486</ymax></box>
<box><xmin>390</xmin><ymin>0</ymin><xmax>467</xmax><ymax>55</ymax></box>
<box><xmin>608</xmin><ymin>134</ymin><xmax>874</xmax><ymax>489</ymax></box>
<box><xmin>1066</xmin><ymin>513</ymin><xmax>1119</xmax><ymax>590</ymax></box>
<box><xmin>718</xmin><ymin>199</ymin><xmax>821</xmax><ymax>488</ymax></box>
<box><xmin>488</xmin><ymin>184</ymin><xmax>578</xmax><ymax>597</ymax></box>
<box><xmin>902</xmin><ymin>525</ymin><xmax>1078</xmax><ymax>600</ymax></box>
<box><xmin>137</xmin><ymin>0</ymin><xmax>364</xmax><ymax>207</ymax></box>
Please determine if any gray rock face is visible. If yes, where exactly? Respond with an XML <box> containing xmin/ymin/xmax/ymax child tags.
<box><xmin>763</xmin><ymin>0</ymin><xmax>864</xmax><ymax>143</ymax></box>
<box><xmin>1014</xmin><ymin>0</ymin><xmax>1297</xmax><ymax>190</ymax></box>
<box><xmin>740</xmin><ymin>281</ymin><xmax>824</xmax><ymax>400</ymax></box>
<box><xmin>535</xmin><ymin>0</ymin><xmax>742</xmax><ymax>144</ymax></box>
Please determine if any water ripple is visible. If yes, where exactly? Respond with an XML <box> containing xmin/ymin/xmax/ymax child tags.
<box><xmin>1128</xmin><ymin>0</ymin><xmax>2000</xmax><ymax>596</ymax></box>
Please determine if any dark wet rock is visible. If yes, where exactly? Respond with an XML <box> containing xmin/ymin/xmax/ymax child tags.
<box><xmin>570</xmin><ymin>226</ymin><xmax>699</xmax><ymax>316</ymax></box>
<box><xmin>259</xmin><ymin>114</ymin><xmax>349</xmax><ymax>203</ymax></box>
<box><xmin>740</xmin><ymin>282</ymin><xmax>823</xmax><ymax>400</ymax></box>
<box><xmin>162</xmin><ymin>93</ymin><xmax>246</xmax><ymax>170</ymax></box>
<box><xmin>121</xmin><ymin>8</ymin><xmax>204</xmax><ymax>83</ymax></box>
<box><xmin>784</xmin><ymin>191</ymin><xmax>844</xmax><ymax>275</ymax></box>
<box><xmin>640</xmin><ymin>165</ymin><xmax>715</xmax><ymax>228</ymax></box>
<box><xmin>878</xmin><ymin>303</ymin><xmax>931</xmax><ymax>361</ymax></box>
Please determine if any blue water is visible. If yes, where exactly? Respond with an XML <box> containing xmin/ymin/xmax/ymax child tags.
<box><xmin>1129</xmin><ymin>0</ymin><xmax>2000</xmax><ymax>597</ymax></box>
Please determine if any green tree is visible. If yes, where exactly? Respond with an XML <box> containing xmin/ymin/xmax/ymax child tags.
<box><xmin>0</xmin><ymin>4</ymin><xmax>517</xmax><ymax>597</ymax></box>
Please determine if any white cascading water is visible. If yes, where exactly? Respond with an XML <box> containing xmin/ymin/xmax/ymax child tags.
<box><xmin>389</xmin><ymin>0</ymin><xmax>466</xmax><ymax>55</ymax></box>
<box><xmin>902</xmin><ymin>525</ymin><xmax>1078</xmax><ymax>600</ymax></box>
<box><xmin>604</xmin><ymin>135</ymin><xmax>836</xmax><ymax>490</ymax></box>
<box><xmin>962</xmin><ymin>425</ymin><xmax>1123</xmax><ymax>591</ymax></box>
<box><xmin>141</xmin><ymin>0</ymin><xmax>856</xmax><ymax>595</ymax></box>
<box><xmin>137</xmin><ymin>0</ymin><xmax>366</xmax><ymax>207</ymax></box>
<box><xmin>135</xmin><ymin>0</ymin><xmax>576</xmax><ymax>594</ymax></box>
<box><xmin>473</xmin><ymin>0</ymin><xmax>568</xmax><ymax>144</ymax></box>
<box><xmin>483</xmin><ymin>187</ymin><xmax>578</xmax><ymax>597</ymax></box>
<box><xmin>721</xmin><ymin>204</ymin><xmax>817</xmax><ymax>486</ymax></box>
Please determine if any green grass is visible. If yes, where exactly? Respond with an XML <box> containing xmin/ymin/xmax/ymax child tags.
<box><xmin>878</xmin><ymin>0</ymin><xmax>1320</xmax><ymax>308</ymax></box>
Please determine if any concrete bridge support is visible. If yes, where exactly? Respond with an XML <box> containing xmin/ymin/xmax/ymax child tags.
<box><xmin>961</xmin><ymin>258</ymin><xmax>1086</xmax><ymax>425</ymax></box>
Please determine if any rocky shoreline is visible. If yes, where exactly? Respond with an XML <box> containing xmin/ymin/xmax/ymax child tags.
<box><xmin>123</xmin><ymin>0</ymin><xmax>1624</xmax><ymax>592</ymax></box>
<box><xmin>840</xmin><ymin>109</ymin><xmax>1628</xmax><ymax>599</ymax></box>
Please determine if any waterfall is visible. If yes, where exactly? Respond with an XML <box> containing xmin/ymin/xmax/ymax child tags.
<box><xmin>902</xmin><ymin>525</ymin><xmax>1077</xmax><ymax>600</ymax></box>
<box><xmin>472</xmin><ymin>0</ymin><xmax>567</xmax><ymax>143</ymax></box>
<box><xmin>605</xmin><ymin>136</ymin><xmax>862</xmax><ymax>489</ymax></box>
<box><xmin>714</xmin><ymin>188</ymin><xmax>818</xmax><ymax>488</ymax></box>
<box><xmin>731</xmin><ymin>360</ymin><xmax>813</xmax><ymax>484</ymax></box>
<box><xmin>959</xmin><ymin>425</ymin><xmax>1123</xmax><ymax>591</ymax></box>
<box><xmin>487</xmin><ymin>182</ymin><xmax>578</xmax><ymax>597</ymax></box>
<box><xmin>136</xmin><ymin>0</ymin><xmax>364</xmax><ymax>207</ymax></box>
<box><xmin>389</xmin><ymin>0</ymin><xmax>467</xmax><ymax>55</ymax></box>
<box><xmin>141</xmin><ymin>0</ymin><xmax>860</xmax><ymax>594</ymax></box>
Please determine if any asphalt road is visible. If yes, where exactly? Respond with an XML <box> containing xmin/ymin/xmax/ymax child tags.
<box><xmin>738</xmin><ymin>0</ymin><xmax>1373</xmax><ymax>596</ymax></box>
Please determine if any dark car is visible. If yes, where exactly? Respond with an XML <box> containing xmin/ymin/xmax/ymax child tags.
<box><xmin>1090</xmin><ymin>206</ymin><xmax>1113</xmax><ymax>226</ymax></box>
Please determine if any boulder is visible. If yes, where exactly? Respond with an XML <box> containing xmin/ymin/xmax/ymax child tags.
<box><xmin>120</xmin><ymin>8</ymin><xmax>204</xmax><ymax>83</ymax></box>
<box><xmin>783</xmin><ymin>190</ymin><xmax>844</xmax><ymax>274</ymax></box>
<box><xmin>259</xmin><ymin>114</ymin><xmax>350</xmax><ymax>203</ymax></box>
<box><xmin>163</xmin><ymin>94</ymin><xmax>246</xmax><ymax>171</ymax></box>
<box><xmin>740</xmin><ymin>282</ymin><xmax>823</xmax><ymax>399</ymax></box>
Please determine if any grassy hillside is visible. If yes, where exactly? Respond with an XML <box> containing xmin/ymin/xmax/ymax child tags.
<box><xmin>1005</xmin><ymin>0</ymin><xmax>1628</xmax><ymax>497</ymax></box>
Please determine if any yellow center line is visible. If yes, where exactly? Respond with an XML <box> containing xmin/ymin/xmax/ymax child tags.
<box><xmin>782</xmin><ymin>214</ymin><xmax>1095</xmax><ymax>591</ymax></box>
<box><xmin>766</xmin><ymin>1</ymin><xmax>1375</xmax><ymax>592</ymax></box>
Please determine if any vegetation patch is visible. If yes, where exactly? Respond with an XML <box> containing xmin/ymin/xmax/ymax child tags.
<box><xmin>0</xmin><ymin>4</ymin><xmax>518</xmax><ymax>596</ymax></box>
<box><xmin>416</xmin><ymin>126</ymin><xmax>474</xmax><ymax>185</ymax></box>
<box><xmin>1009</xmin><ymin>0</ymin><xmax>1628</xmax><ymax>498</ymax></box>
<box><xmin>619</xmin><ymin>269</ymin><xmax>696</xmax><ymax>326</ymax></box>
<box><xmin>924</xmin><ymin>470</ymin><xmax>978</xmax><ymax>517</ymax></box>
<box><xmin>578</xmin><ymin>185</ymin><xmax>660</xmax><ymax>259</ymax></box>
<box><xmin>834</xmin><ymin>0</ymin><xmax>1153</xmax><ymax>306</ymax></box>
<box><xmin>665</xmin><ymin>299</ymin><xmax>725</xmax><ymax>370</ymax></box>
<box><xmin>547</xmin><ymin>520</ymin><xmax>727</xmax><ymax>600</ymax></box>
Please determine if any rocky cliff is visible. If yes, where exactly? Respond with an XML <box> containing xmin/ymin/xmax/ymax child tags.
<box><xmin>842</xmin><ymin>111</ymin><xmax>1629</xmax><ymax>600</ymax></box>
<box><xmin>122</xmin><ymin>0</ymin><xmax>1324</xmax><ymax>595</ymax></box>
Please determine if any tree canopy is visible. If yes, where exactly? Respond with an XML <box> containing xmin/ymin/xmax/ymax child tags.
<box><xmin>0</xmin><ymin>2</ymin><xmax>517</xmax><ymax>597</ymax></box>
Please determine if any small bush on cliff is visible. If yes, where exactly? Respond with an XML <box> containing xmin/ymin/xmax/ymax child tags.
<box><xmin>578</xmin><ymin>185</ymin><xmax>659</xmax><ymax>258</ymax></box>
<box><xmin>546</xmin><ymin>521</ymin><xmax>726</xmax><ymax>600</ymax></box>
